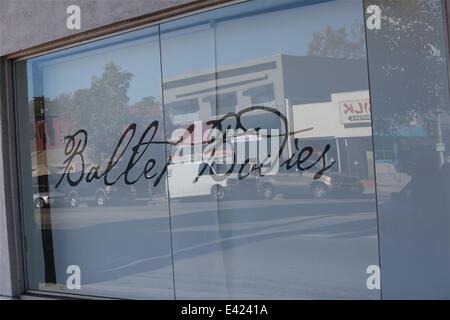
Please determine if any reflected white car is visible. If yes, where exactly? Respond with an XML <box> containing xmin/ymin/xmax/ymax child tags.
<box><xmin>167</xmin><ymin>162</ymin><xmax>227</xmax><ymax>200</ymax></box>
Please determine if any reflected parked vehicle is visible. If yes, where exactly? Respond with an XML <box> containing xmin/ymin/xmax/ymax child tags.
<box><xmin>223</xmin><ymin>168</ymin><xmax>260</xmax><ymax>199</ymax></box>
<box><xmin>168</xmin><ymin>162</ymin><xmax>227</xmax><ymax>200</ymax></box>
<box><xmin>53</xmin><ymin>168</ymin><xmax>137</xmax><ymax>208</ymax></box>
<box><xmin>33</xmin><ymin>184</ymin><xmax>66</xmax><ymax>209</ymax></box>
<box><xmin>257</xmin><ymin>160</ymin><xmax>364</xmax><ymax>199</ymax></box>
<box><xmin>65</xmin><ymin>184</ymin><xmax>137</xmax><ymax>208</ymax></box>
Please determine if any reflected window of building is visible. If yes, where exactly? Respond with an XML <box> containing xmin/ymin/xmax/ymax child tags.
<box><xmin>244</xmin><ymin>84</ymin><xmax>275</xmax><ymax>107</ymax></box>
<box><xmin>166</xmin><ymin>98</ymin><xmax>199</xmax><ymax>124</ymax></box>
<box><xmin>203</xmin><ymin>91</ymin><xmax>238</xmax><ymax>116</ymax></box>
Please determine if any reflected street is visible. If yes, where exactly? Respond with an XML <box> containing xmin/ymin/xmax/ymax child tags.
<box><xmin>35</xmin><ymin>196</ymin><xmax>378</xmax><ymax>299</ymax></box>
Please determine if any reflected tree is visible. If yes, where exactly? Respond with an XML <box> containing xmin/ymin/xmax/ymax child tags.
<box><xmin>368</xmin><ymin>0</ymin><xmax>448</xmax><ymax>133</ymax></box>
<box><xmin>67</xmin><ymin>62</ymin><xmax>133</xmax><ymax>163</ymax></box>
<box><xmin>308</xmin><ymin>23</ymin><xmax>366</xmax><ymax>60</ymax></box>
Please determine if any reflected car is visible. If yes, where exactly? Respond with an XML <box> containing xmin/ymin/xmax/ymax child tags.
<box><xmin>256</xmin><ymin>161</ymin><xmax>364</xmax><ymax>199</ymax></box>
<box><xmin>65</xmin><ymin>184</ymin><xmax>137</xmax><ymax>208</ymax></box>
<box><xmin>33</xmin><ymin>184</ymin><xmax>66</xmax><ymax>209</ymax></box>
<box><xmin>225</xmin><ymin>173</ymin><xmax>259</xmax><ymax>199</ymax></box>
<box><xmin>168</xmin><ymin>162</ymin><xmax>228</xmax><ymax>200</ymax></box>
<box><xmin>58</xmin><ymin>180</ymin><xmax>137</xmax><ymax>208</ymax></box>
<box><xmin>96</xmin><ymin>185</ymin><xmax>137</xmax><ymax>207</ymax></box>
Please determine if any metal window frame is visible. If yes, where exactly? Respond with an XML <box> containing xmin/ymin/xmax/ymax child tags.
<box><xmin>0</xmin><ymin>58</ymin><xmax>26</xmax><ymax>298</ymax></box>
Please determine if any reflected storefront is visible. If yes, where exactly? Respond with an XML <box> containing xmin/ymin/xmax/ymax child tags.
<box><xmin>8</xmin><ymin>0</ymin><xmax>450</xmax><ymax>299</ymax></box>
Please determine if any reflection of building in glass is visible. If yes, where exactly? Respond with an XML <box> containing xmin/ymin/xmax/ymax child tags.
<box><xmin>164</xmin><ymin>54</ymin><xmax>368</xmax><ymax>121</ymax></box>
<box><xmin>163</xmin><ymin>54</ymin><xmax>369</xmax><ymax>166</ymax></box>
<box><xmin>293</xmin><ymin>91</ymin><xmax>373</xmax><ymax>182</ymax></box>
<box><xmin>163</xmin><ymin>55</ymin><xmax>283</xmax><ymax>125</ymax></box>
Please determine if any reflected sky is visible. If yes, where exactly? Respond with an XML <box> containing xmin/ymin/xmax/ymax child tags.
<box><xmin>27</xmin><ymin>0</ymin><xmax>364</xmax><ymax>104</ymax></box>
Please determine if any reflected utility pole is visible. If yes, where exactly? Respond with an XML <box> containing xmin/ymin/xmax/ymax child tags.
<box><xmin>436</xmin><ymin>108</ymin><xmax>445</xmax><ymax>167</ymax></box>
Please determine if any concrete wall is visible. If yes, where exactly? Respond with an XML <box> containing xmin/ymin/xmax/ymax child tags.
<box><xmin>0</xmin><ymin>0</ymin><xmax>199</xmax><ymax>56</ymax></box>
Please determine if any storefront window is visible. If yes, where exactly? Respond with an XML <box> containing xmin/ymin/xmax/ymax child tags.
<box><xmin>15</xmin><ymin>27</ymin><xmax>175</xmax><ymax>299</ymax></box>
<box><xmin>15</xmin><ymin>0</ymin><xmax>381</xmax><ymax>299</ymax></box>
<box><xmin>160</xmin><ymin>0</ymin><xmax>379</xmax><ymax>299</ymax></box>
<box><xmin>365</xmin><ymin>0</ymin><xmax>450</xmax><ymax>299</ymax></box>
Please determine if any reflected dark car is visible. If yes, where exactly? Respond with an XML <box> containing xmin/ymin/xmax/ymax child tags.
<box><xmin>65</xmin><ymin>184</ymin><xmax>137</xmax><ymax>208</ymax></box>
<box><xmin>33</xmin><ymin>184</ymin><xmax>66</xmax><ymax>208</ymax></box>
<box><xmin>256</xmin><ymin>161</ymin><xmax>364</xmax><ymax>199</ymax></box>
<box><xmin>225</xmin><ymin>173</ymin><xmax>259</xmax><ymax>199</ymax></box>
<box><xmin>53</xmin><ymin>169</ymin><xmax>137</xmax><ymax>208</ymax></box>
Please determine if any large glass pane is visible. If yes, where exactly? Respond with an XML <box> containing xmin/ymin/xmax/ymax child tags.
<box><xmin>15</xmin><ymin>27</ymin><xmax>175</xmax><ymax>299</ymax></box>
<box><xmin>365</xmin><ymin>0</ymin><xmax>450</xmax><ymax>299</ymax></box>
<box><xmin>161</xmin><ymin>0</ymin><xmax>380</xmax><ymax>299</ymax></box>
<box><xmin>160</xmin><ymin>11</ymin><xmax>227</xmax><ymax>298</ymax></box>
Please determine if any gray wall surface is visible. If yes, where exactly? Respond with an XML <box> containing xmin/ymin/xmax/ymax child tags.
<box><xmin>0</xmin><ymin>0</ymin><xmax>199</xmax><ymax>56</ymax></box>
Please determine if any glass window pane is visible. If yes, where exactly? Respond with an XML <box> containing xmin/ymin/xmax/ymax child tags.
<box><xmin>14</xmin><ymin>0</ymin><xmax>384</xmax><ymax>300</ymax></box>
<box><xmin>161</xmin><ymin>0</ymin><xmax>380</xmax><ymax>299</ymax></box>
<box><xmin>15</xmin><ymin>27</ymin><xmax>175</xmax><ymax>299</ymax></box>
<box><xmin>366</xmin><ymin>0</ymin><xmax>450</xmax><ymax>299</ymax></box>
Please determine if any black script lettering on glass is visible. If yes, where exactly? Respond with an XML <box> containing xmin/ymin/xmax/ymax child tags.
<box><xmin>56</xmin><ymin>106</ymin><xmax>336</xmax><ymax>188</ymax></box>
